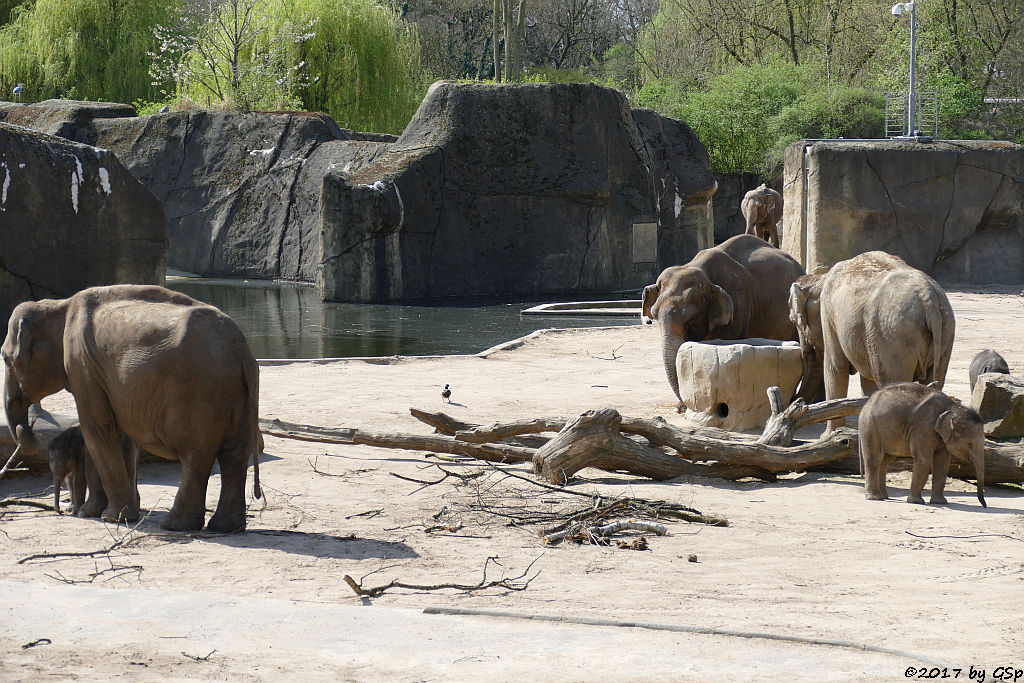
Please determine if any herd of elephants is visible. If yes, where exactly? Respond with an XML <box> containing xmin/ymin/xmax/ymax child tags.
<box><xmin>0</xmin><ymin>186</ymin><xmax>1002</xmax><ymax>533</ymax></box>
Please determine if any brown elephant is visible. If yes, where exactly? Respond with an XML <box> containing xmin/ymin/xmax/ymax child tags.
<box><xmin>741</xmin><ymin>183</ymin><xmax>783</xmax><ymax>248</ymax></box>
<box><xmin>642</xmin><ymin>234</ymin><xmax>805</xmax><ymax>403</ymax></box>
<box><xmin>859</xmin><ymin>382</ymin><xmax>986</xmax><ymax>508</ymax></box>
<box><xmin>3</xmin><ymin>285</ymin><xmax>262</xmax><ymax>532</ymax></box>
<box><xmin>48</xmin><ymin>425</ymin><xmax>138</xmax><ymax>517</ymax></box>
<box><xmin>788</xmin><ymin>251</ymin><xmax>955</xmax><ymax>432</ymax></box>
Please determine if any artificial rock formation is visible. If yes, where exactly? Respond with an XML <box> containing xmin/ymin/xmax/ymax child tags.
<box><xmin>675</xmin><ymin>339</ymin><xmax>804</xmax><ymax>431</ymax></box>
<box><xmin>971</xmin><ymin>372</ymin><xmax>1024</xmax><ymax>438</ymax></box>
<box><xmin>0</xmin><ymin>99</ymin><xmax>136</xmax><ymax>145</ymax></box>
<box><xmin>319</xmin><ymin>81</ymin><xmax>717</xmax><ymax>301</ymax></box>
<box><xmin>0</xmin><ymin>123</ymin><xmax>166</xmax><ymax>328</ymax></box>
<box><xmin>781</xmin><ymin>139</ymin><xmax>1024</xmax><ymax>284</ymax></box>
<box><xmin>92</xmin><ymin>110</ymin><xmax>394</xmax><ymax>281</ymax></box>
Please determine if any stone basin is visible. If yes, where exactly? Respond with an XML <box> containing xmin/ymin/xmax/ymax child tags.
<box><xmin>676</xmin><ymin>338</ymin><xmax>803</xmax><ymax>432</ymax></box>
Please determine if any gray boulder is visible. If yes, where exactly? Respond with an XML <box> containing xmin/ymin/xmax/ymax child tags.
<box><xmin>781</xmin><ymin>139</ymin><xmax>1024</xmax><ymax>284</ymax></box>
<box><xmin>91</xmin><ymin>110</ymin><xmax>394</xmax><ymax>281</ymax></box>
<box><xmin>0</xmin><ymin>99</ymin><xmax>137</xmax><ymax>145</ymax></box>
<box><xmin>971</xmin><ymin>372</ymin><xmax>1024</xmax><ymax>439</ymax></box>
<box><xmin>319</xmin><ymin>81</ymin><xmax>716</xmax><ymax>301</ymax></box>
<box><xmin>0</xmin><ymin>123</ymin><xmax>166</xmax><ymax>328</ymax></box>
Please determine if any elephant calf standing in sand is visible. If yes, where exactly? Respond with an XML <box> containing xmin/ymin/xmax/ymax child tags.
<box><xmin>788</xmin><ymin>252</ymin><xmax>955</xmax><ymax>432</ymax></box>
<box><xmin>3</xmin><ymin>285</ymin><xmax>261</xmax><ymax>532</ymax></box>
<box><xmin>48</xmin><ymin>426</ymin><xmax>138</xmax><ymax>516</ymax></box>
<box><xmin>968</xmin><ymin>349</ymin><xmax>1010</xmax><ymax>391</ymax></box>
<box><xmin>642</xmin><ymin>234</ymin><xmax>805</xmax><ymax>404</ymax></box>
<box><xmin>741</xmin><ymin>184</ymin><xmax>783</xmax><ymax>248</ymax></box>
<box><xmin>859</xmin><ymin>383</ymin><xmax>986</xmax><ymax>507</ymax></box>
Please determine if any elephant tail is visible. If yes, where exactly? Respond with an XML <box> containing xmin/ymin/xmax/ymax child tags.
<box><xmin>924</xmin><ymin>293</ymin><xmax>950</xmax><ymax>389</ymax></box>
<box><xmin>242</xmin><ymin>356</ymin><xmax>263</xmax><ymax>500</ymax></box>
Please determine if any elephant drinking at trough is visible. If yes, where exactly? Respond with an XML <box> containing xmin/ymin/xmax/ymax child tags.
<box><xmin>2</xmin><ymin>285</ymin><xmax>262</xmax><ymax>532</ymax></box>
<box><xmin>788</xmin><ymin>251</ymin><xmax>955</xmax><ymax>433</ymax></box>
<box><xmin>642</xmin><ymin>234</ymin><xmax>806</xmax><ymax>404</ymax></box>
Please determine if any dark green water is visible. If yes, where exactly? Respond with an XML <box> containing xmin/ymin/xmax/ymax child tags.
<box><xmin>167</xmin><ymin>280</ymin><xmax>639</xmax><ymax>359</ymax></box>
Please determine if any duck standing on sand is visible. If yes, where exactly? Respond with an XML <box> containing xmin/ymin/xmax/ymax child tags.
<box><xmin>441</xmin><ymin>384</ymin><xmax>451</xmax><ymax>403</ymax></box>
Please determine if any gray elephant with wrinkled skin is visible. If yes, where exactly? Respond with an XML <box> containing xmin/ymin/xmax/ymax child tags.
<box><xmin>3</xmin><ymin>284</ymin><xmax>261</xmax><ymax>533</ymax></box>
<box><xmin>48</xmin><ymin>426</ymin><xmax>138</xmax><ymax>517</ymax></box>
<box><xmin>968</xmin><ymin>349</ymin><xmax>1010</xmax><ymax>392</ymax></box>
<box><xmin>859</xmin><ymin>382</ymin><xmax>986</xmax><ymax>508</ymax></box>
<box><xmin>642</xmin><ymin>234</ymin><xmax>805</xmax><ymax>405</ymax></box>
<box><xmin>788</xmin><ymin>251</ymin><xmax>955</xmax><ymax>433</ymax></box>
<box><xmin>741</xmin><ymin>183</ymin><xmax>783</xmax><ymax>248</ymax></box>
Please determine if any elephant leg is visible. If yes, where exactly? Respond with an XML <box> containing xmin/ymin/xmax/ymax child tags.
<box><xmin>861</xmin><ymin>435</ymin><xmax>887</xmax><ymax>501</ymax></box>
<box><xmin>908</xmin><ymin>446</ymin><xmax>933</xmax><ymax>504</ymax></box>
<box><xmin>207</xmin><ymin>446</ymin><xmax>249</xmax><ymax>533</ymax></box>
<box><xmin>78</xmin><ymin>456</ymin><xmax>108</xmax><ymax>518</ymax></box>
<box><xmin>69</xmin><ymin>458</ymin><xmax>87</xmax><ymax>514</ymax></box>
<box><xmin>120</xmin><ymin>436</ymin><xmax>140</xmax><ymax>510</ymax></box>
<box><xmin>161</xmin><ymin>450</ymin><xmax>215</xmax><ymax>532</ymax></box>
<box><xmin>76</xmin><ymin>399</ymin><xmax>139</xmax><ymax>523</ymax></box>
<box><xmin>930</xmin><ymin>448</ymin><xmax>951</xmax><ymax>505</ymax></box>
<box><xmin>823</xmin><ymin>348</ymin><xmax>851</xmax><ymax>433</ymax></box>
<box><xmin>859</xmin><ymin>375</ymin><xmax>878</xmax><ymax>397</ymax></box>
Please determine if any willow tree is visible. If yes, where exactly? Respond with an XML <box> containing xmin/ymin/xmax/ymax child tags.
<box><xmin>280</xmin><ymin>0</ymin><xmax>425</xmax><ymax>134</ymax></box>
<box><xmin>0</xmin><ymin>0</ymin><xmax>182</xmax><ymax>104</ymax></box>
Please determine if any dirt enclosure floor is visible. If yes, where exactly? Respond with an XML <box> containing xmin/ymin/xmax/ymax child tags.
<box><xmin>2</xmin><ymin>288</ymin><xmax>1023</xmax><ymax>682</ymax></box>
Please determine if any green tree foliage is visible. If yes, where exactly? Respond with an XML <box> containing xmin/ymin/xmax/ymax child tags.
<box><xmin>282</xmin><ymin>0</ymin><xmax>425</xmax><ymax>133</ymax></box>
<box><xmin>637</xmin><ymin>63</ymin><xmax>884</xmax><ymax>174</ymax></box>
<box><xmin>0</xmin><ymin>0</ymin><xmax>182</xmax><ymax>104</ymax></box>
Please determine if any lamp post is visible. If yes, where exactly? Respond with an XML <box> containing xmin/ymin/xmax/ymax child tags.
<box><xmin>891</xmin><ymin>1</ymin><xmax>918</xmax><ymax>137</ymax></box>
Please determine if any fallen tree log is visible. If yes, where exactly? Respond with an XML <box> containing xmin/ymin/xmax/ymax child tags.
<box><xmin>260</xmin><ymin>418</ymin><xmax>534</xmax><ymax>464</ymax></box>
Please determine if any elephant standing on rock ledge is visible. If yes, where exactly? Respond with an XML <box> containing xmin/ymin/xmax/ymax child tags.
<box><xmin>741</xmin><ymin>184</ymin><xmax>783</xmax><ymax>248</ymax></box>
<box><xmin>642</xmin><ymin>234</ymin><xmax>805</xmax><ymax>404</ymax></box>
<box><xmin>3</xmin><ymin>285</ymin><xmax>262</xmax><ymax>532</ymax></box>
<box><xmin>788</xmin><ymin>251</ymin><xmax>955</xmax><ymax>433</ymax></box>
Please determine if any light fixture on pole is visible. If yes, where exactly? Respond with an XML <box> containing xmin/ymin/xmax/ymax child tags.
<box><xmin>891</xmin><ymin>1</ymin><xmax>918</xmax><ymax>137</ymax></box>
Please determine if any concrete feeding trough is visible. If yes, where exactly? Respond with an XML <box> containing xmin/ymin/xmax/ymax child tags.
<box><xmin>676</xmin><ymin>338</ymin><xmax>803</xmax><ymax>432</ymax></box>
<box><xmin>522</xmin><ymin>300</ymin><xmax>641</xmax><ymax>316</ymax></box>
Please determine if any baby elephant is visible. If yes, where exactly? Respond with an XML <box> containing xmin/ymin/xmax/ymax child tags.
<box><xmin>48</xmin><ymin>426</ymin><xmax>139</xmax><ymax>517</ymax></box>
<box><xmin>859</xmin><ymin>383</ymin><xmax>986</xmax><ymax>507</ymax></box>
<box><xmin>968</xmin><ymin>349</ymin><xmax>1010</xmax><ymax>391</ymax></box>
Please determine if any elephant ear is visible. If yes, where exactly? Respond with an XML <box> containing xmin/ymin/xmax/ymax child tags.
<box><xmin>12</xmin><ymin>318</ymin><xmax>32</xmax><ymax>365</ymax></box>
<box><xmin>641</xmin><ymin>284</ymin><xmax>660</xmax><ymax>323</ymax></box>
<box><xmin>934</xmin><ymin>410</ymin><xmax>955</xmax><ymax>443</ymax></box>
<box><xmin>707</xmin><ymin>284</ymin><xmax>734</xmax><ymax>333</ymax></box>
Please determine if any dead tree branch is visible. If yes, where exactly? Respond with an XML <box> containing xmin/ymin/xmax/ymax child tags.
<box><xmin>342</xmin><ymin>555</ymin><xmax>542</xmax><ymax>597</ymax></box>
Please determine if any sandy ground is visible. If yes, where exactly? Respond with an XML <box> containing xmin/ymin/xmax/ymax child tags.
<box><xmin>1</xmin><ymin>288</ymin><xmax>1023</xmax><ymax>682</ymax></box>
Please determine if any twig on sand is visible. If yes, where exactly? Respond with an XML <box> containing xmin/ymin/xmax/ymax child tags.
<box><xmin>18</xmin><ymin>516</ymin><xmax>148</xmax><ymax>564</ymax></box>
<box><xmin>181</xmin><ymin>650</ymin><xmax>217</xmax><ymax>662</ymax></box>
<box><xmin>342</xmin><ymin>555</ymin><xmax>542</xmax><ymax>598</ymax></box>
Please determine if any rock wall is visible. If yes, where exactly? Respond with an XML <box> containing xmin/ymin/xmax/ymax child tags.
<box><xmin>91</xmin><ymin>111</ymin><xmax>394</xmax><ymax>281</ymax></box>
<box><xmin>319</xmin><ymin>81</ymin><xmax>716</xmax><ymax>302</ymax></box>
<box><xmin>0</xmin><ymin>123</ymin><xmax>166</xmax><ymax>328</ymax></box>
<box><xmin>781</xmin><ymin>140</ymin><xmax>1024</xmax><ymax>283</ymax></box>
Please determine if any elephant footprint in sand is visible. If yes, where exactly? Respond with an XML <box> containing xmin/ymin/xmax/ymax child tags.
<box><xmin>3</xmin><ymin>284</ymin><xmax>262</xmax><ymax>532</ymax></box>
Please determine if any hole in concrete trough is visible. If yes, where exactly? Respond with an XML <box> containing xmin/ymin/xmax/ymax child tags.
<box><xmin>716</xmin><ymin>403</ymin><xmax>729</xmax><ymax>418</ymax></box>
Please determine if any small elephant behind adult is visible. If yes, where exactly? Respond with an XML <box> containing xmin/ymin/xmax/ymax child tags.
<box><xmin>48</xmin><ymin>426</ymin><xmax>138</xmax><ymax>517</ymax></box>
<box><xmin>968</xmin><ymin>349</ymin><xmax>1010</xmax><ymax>392</ymax></box>
<box><xmin>859</xmin><ymin>382</ymin><xmax>986</xmax><ymax>507</ymax></box>
<box><xmin>788</xmin><ymin>251</ymin><xmax>955</xmax><ymax>432</ymax></box>
<box><xmin>740</xmin><ymin>183</ymin><xmax>783</xmax><ymax>248</ymax></box>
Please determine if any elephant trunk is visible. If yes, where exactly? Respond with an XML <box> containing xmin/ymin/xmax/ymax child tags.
<box><xmin>4</xmin><ymin>375</ymin><xmax>39</xmax><ymax>461</ymax></box>
<box><xmin>662</xmin><ymin>333</ymin><xmax>684</xmax><ymax>402</ymax></box>
<box><xmin>972</xmin><ymin>448</ymin><xmax>986</xmax><ymax>508</ymax></box>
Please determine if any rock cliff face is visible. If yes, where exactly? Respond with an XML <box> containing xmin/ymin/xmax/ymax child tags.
<box><xmin>782</xmin><ymin>140</ymin><xmax>1024</xmax><ymax>284</ymax></box>
<box><xmin>319</xmin><ymin>81</ymin><xmax>716</xmax><ymax>302</ymax></box>
<box><xmin>0</xmin><ymin>123</ymin><xmax>166</xmax><ymax>328</ymax></box>
<box><xmin>5</xmin><ymin>85</ymin><xmax>717</xmax><ymax>301</ymax></box>
<box><xmin>91</xmin><ymin>111</ymin><xmax>394</xmax><ymax>281</ymax></box>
